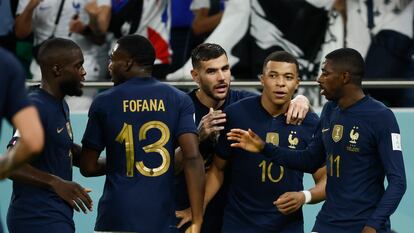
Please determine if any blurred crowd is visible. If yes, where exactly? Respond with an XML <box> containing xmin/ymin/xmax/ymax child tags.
<box><xmin>0</xmin><ymin>0</ymin><xmax>413</xmax><ymax>107</ymax></box>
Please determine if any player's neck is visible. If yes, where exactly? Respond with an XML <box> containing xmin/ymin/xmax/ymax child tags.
<box><xmin>261</xmin><ymin>96</ymin><xmax>289</xmax><ymax>117</ymax></box>
<box><xmin>337</xmin><ymin>87</ymin><xmax>365</xmax><ymax>109</ymax></box>
<box><xmin>40</xmin><ymin>80</ymin><xmax>64</xmax><ymax>100</ymax></box>
<box><xmin>196</xmin><ymin>89</ymin><xmax>225</xmax><ymax>109</ymax></box>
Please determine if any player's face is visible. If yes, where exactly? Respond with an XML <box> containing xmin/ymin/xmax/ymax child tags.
<box><xmin>317</xmin><ymin>59</ymin><xmax>343</xmax><ymax>101</ymax></box>
<box><xmin>192</xmin><ymin>54</ymin><xmax>231</xmax><ymax>102</ymax></box>
<box><xmin>108</xmin><ymin>43</ymin><xmax>128</xmax><ymax>86</ymax></box>
<box><xmin>260</xmin><ymin>61</ymin><xmax>299</xmax><ymax>107</ymax></box>
<box><xmin>60</xmin><ymin>48</ymin><xmax>85</xmax><ymax>97</ymax></box>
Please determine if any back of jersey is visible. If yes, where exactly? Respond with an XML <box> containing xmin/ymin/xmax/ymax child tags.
<box><xmin>82</xmin><ymin>77</ymin><xmax>197</xmax><ymax>233</ymax></box>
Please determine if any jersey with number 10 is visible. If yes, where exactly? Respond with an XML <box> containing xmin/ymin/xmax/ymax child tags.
<box><xmin>82</xmin><ymin>77</ymin><xmax>197</xmax><ymax>233</ymax></box>
<box><xmin>216</xmin><ymin>96</ymin><xmax>319</xmax><ymax>233</ymax></box>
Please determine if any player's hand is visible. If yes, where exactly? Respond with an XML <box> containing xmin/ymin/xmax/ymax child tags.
<box><xmin>50</xmin><ymin>177</ymin><xmax>93</xmax><ymax>213</ymax></box>
<box><xmin>285</xmin><ymin>95</ymin><xmax>310</xmax><ymax>125</ymax></box>
<box><xmin>361</xmin><ymin>226</ymin><xmax>377</xmax><ymax>233</ymax></box>
<box><xmin>198</xmin><ymin>108</ymin><xmax>226</xmax><ymax>142</ymax></box>
<box><xmin>176</xmin><ymin>208</ymin><xmax>192</xmax><ymax>228</ymax></box>
<box><xmin>186</xmin><ymin>223</ymin><xmax>201</xmax><ymax>233</ymax></box>
<box><xmin>85</xmin><ymin>0</ymin><xmax>99</xmax><ymax>17</ymax></box>
<box><xmin>227</xmin><ymin>128</ymin><xmax>265</xmax><ymax>153</ymax></box>
<box><xmin>69</xmin><ymin>16</ymin><xmax>85</xmax><ymax>34</ymax></box>
<box><xmin>274</xmin><ymin>191</ymin><xmax>305</xmax><ymax>215</ymax></box>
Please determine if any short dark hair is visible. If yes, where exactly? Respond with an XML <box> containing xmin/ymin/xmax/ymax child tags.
<box><xmin>325</xmin><ymin>48</ymin><xmax>365</xmax><ymax>84</ymax></box>
<box><xmin>191</xmin><ymin>43</ymin><xmax>227</xmax><ymax>69</ymax></box>
<box><xmin>116</xmin><ymin>35</ymin><xmax>156</xmax><ymax>67</ymax></box>
<box><xmin>37</xmin><ymin>38</ymin><xmax>80</xmax><ymax>65</ymax></box>
<box><xmin>262</xmin><ymin>51</ymin><xmax>299</xmax><ymax>74</ymax></box>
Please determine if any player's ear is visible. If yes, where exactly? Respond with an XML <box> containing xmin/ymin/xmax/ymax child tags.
<box><xmin>259</xmin><ymin>74</ymin><xmax>264</xmax><ymax>87</ymax></box>
<box><xmin>52</xmin><ymin>64</ymin><xmax>61</xmax><ymax>76</ymax></box>
<box><xmin>191</xmin><ymin>69</ymin><xmax>200</xmax><ymax>84</ymax></box>
<box><xmin>125</xmin><ymin>58</ymin><xmax>134</xmax><ymax>72</ymax></box>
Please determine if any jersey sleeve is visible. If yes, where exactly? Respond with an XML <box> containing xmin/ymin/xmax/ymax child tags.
<box><xmin>366</xmin><ymin>109</ymin><xmax>406</xmax><ymax>230</ymax></box>
<box><xmin>176</xmin><ymin>94</ymin><xmax>197</xmax><ymax>137</ymax></box>
<box><xmin>16</xmin><ymin>0</ymin><xmax>29</xmax><ymax>15</ymax></box>
<box><xmin>4</xmin><ymin>53</ymin><xmax>30</xmax><ymax>123</ymax></box>
<box><xmin>82</xmin><ymin>98</ymin><xmax>106</xmax><ymax>152</ymax></box>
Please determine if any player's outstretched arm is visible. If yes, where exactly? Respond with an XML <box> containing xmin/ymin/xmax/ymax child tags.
<box><xmin>286</xmin><ymin>95</ymin><xmax>310</xmax><ymax>125</ymax></box>
<box><xmin>274</xmin><ymin>166</ymin><xmax>326</xmax><ymax>215</ymax></box>
<box><xmin>0</xmin><ymin>106</ymin><xmax>44</xmax><ymax>179</ymax></box>
<box><xmin>227</xmin><ymin>128</ymin><xmax>265</xmax><ymax>153</ymax></box>
<box><xmin>8</xmin><ymin>164</ymin><xmax>93</xmax><ymax>213</ymax></box>
<box><xmin>179</xmin><ymin>133</ymin><xmax>205</xmax><ymax>233</ymax></box>
<box><xmin>79</xmin><ymin>147</ymin><xmax>106</xmax><ymax>177</ymax></box>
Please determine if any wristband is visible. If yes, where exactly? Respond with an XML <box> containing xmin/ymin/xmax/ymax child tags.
<box><xmin>301</xmin><ymin>190</ymin><xmax>312</xmax><ymax>204</ymax></box>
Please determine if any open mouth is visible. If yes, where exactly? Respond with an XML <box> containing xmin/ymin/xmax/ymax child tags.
<box><xmin>214</xmin><ymin>84</ymin><xmax>228</xmax><ymax>93</ymax></box>
<box><xmin>273</xmin><ymin>91</ymin><xmax>287</xmax><ymax>98</ymax></box>
<box><xmin>319</xmin><ymin>85</ymin><xmax>325</xmax><ymax>95</ymax></box>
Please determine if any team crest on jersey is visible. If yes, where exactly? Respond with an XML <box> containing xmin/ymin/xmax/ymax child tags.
<box><xmin>346</xmin><ymin>126</ymin><xmax>360</xmax><ymax>152</ymax></box>
<box><xmin>332</xmin><ymin>125</ymin><xmax>343</xmax><ymax>142</ymax></box>
<box><xmin>349</xmin><ymin>126</ymin><xmax>359</xmax><ymax>144</ymax></box>
<box><xmin>266</xmin><ymin>132</ymin><xmax>279</xmax><ymax>146</ymax></box>
<box><xmin>66</xmin><ymin>122</ymin><xmax>73</xmax><ymax>140</ymax></box>
<box><xmin>288</xmin><ymin>131</ymin><xmax>299</xmax><ymax>149</ymax></box>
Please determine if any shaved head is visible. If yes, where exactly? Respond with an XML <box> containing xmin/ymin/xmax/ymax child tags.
<box><xmin>37</xmin><ymin>38</ymin><xmax>81</xmax><ymax>68</ymax></box>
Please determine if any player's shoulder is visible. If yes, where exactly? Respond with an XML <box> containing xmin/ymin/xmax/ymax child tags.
<box><xmin>225</xmin><ymin>95</ymin><xmax>259</xmax><ymax>113</ymax></box>
<box><xmin>302</xmin><ymin>111</ymin><xmax>319</xmax><ymax>126</ymax></box>
<box><xmin>227</xmin><ymin>89</ymin><xmax>258</xmax><ymax>103</ymax></box>
<box><xmin>0</xmin><ymin>48</ymin><xmax>24</xmax><ymax>81</ymax></box>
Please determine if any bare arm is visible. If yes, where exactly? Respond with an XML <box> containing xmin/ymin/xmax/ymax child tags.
<box><xmin>0</xmin><ymin>106</ymin><xmax>44</xmax><ymax>179</ymax></box>
<box><xmin>79</xmin><ymin>146</ymin><xmax>106</xmax><ymax>177</ymax></box>
<box><xmin>179</xmin><ymin>133</ymin><xmax>205</xmax><ymax>232</ymax></box>
<box><xmin>86</xmin><ymin>2</ymin><xmax>111</xmax><ymax>34</ymax></box>
<box><xmin>9</xmin><ymin>164</ymin><xmax>93</xmax><ymax>213</ymax></box>
<box><xmin>192</xmin><ymin>8</ymin><xmax>223</xmax><ymax>36</ymax></box>
<box><xmin>15</xmin><ymin>0</ymin><xmax>42</xmax><ymax>39</ymax></box>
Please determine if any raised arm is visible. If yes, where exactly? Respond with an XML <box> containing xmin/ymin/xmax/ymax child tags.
<box><xmin>0</xmin><ymin>106</ymin><xmax>44</xmax><ymax>179</ymax></box>
<box><xmin>286</xmin><ymin>94</ymin><xmax>311</xmax><ymax>125</ymax></box>
<box><xmin>15</xmin><ymin>0</ymin><xmax>42</xmax><ymax>39</ymax></box>
<box><xmin>179</xmin><ymin>132</ymin><xmax>205</xmax><ymax>233</ymax></box>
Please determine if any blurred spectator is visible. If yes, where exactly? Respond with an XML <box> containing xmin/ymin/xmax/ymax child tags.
<box><xmin>346</xmin><ymin>0</ymin><xmax>414</xmax><ymax>107</ymax></box>
<box><xmin>0</xmin><ymin>0</ymin><xmax>17</xmax><ymax>52</ymax></box>
<box><xmin>107</xmin><ymin>0</ymin><xmax>171</xmax><ymax>79</ymax></box>
<box><xmin>15</xmin><ymin>0</ymin><xmax>111</xmax><ymax>110</ymax></box>
<box><xmin>183</xmin><ymin>0</ymin><xmax>224</xmax><ymax>58</ymax></box>
<box><xmin>170</xmin><ymin>0</ymin><xmax>193</xmax><ymax>71</ymax></box>
<box><xmin>15</xmin><ymin>0</ymin><xmax>111</xmax><ymax>81</ymax></box>
<box><xmin>167</xmin><ymin>0</ymin><xmax>329</xmax><ymax>82</ymax></box>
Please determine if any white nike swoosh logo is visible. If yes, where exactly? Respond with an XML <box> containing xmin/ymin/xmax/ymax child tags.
<box><xmin>322</xmin><ymin>128</ymin><xmax>330</xmax><ymax>133</ymax></box>
<box><xmin>57</xmin><ymin>127</ymin><xmax>64</xmax><ymax>134</ymax></box>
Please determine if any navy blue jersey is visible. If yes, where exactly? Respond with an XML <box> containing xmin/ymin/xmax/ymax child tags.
<box><xmin>7</xmin><ymin>88</ymin><xmax>75</xmax><ymax>233</ymax></box>
<box><xmin>0</xmin><ymin>48</ymin><xmax>30</xmax><ymax>135</ymax></box>
<box><xmin>175</xmin><ymin>89</ymin><xmax>256</xmax><ymax>233</ymax></box>
<box><xmin>0</xmin><ymin>47</ymin><xmax>30</xmax><ymax>233</ymax></box>
<box><xmin>262</xmin><ymin>96</ymin><xmax>406</xmax><ymax>233</ymax></box>
<box><xmin>216</xmin><ymin>96</ymin><xmax>319</xmax><ymax>233</ymax></box>
<box><xmin>82</xmin><ymin>77</ymin><xmax>197</xmax><ymax>233</ymax></box>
